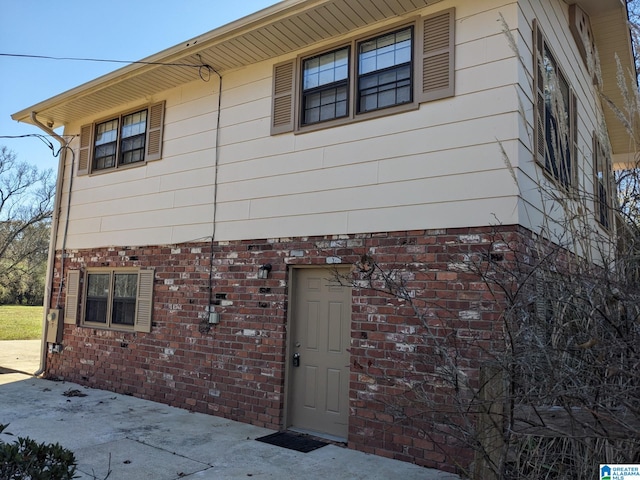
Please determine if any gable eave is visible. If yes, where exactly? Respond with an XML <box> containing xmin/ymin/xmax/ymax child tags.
<box><xmin>11</xmin><ymin>0</ymin><xmax>444</xmax><ymax>129</ymax></box>
<box><xmin>569</xmin><ymin>0</ymin><xmax>638</xmax><ymax>165</ymax></box>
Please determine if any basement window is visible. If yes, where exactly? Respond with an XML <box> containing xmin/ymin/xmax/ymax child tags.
<box><xmin>64</xmin><ymin>268</ymin><xmax>154</xmax><ymax>332</ymax></box>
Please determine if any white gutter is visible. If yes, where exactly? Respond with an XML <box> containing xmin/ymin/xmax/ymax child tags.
<box><xmin>30</xmin><ymin>112</ymin><xmax>68</xmax><ymax>376</ymax></box>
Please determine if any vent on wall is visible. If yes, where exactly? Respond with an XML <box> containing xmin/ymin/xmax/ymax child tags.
<box><xmin>568</xmin><ymin>4</ymin><xmax>597</xmax><ymax>79</ymax></box>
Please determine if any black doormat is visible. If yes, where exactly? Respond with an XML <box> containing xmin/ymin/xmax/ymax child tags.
<box><xmin>255</xmin><ymin>431</ymin><xmax>328</xmax><ymax>453</ymax></box>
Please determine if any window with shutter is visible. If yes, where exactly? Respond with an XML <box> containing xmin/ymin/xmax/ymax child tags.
<box><xmin>80</xmin><ymin>268</ymin><xmax>154</xmax><ymax>332</ymax></box>
<box><xmin>77</xmin><ymin>101</ymin><xmax>165</xmax><ymax>175</ymax></box>
<box><xmin>270</xmin><ymin>7</ymin><xmax>455</xmax><ymax>135</ymax></box>
<box><xmin>593</xmin><ymin>133</ymin><xmax>613</xmax><ymax>230</ymax></box>
<box><xmin>533</xmin><ymin>21</ymin><xmax>577</xmax><ymax>189</ymax></box>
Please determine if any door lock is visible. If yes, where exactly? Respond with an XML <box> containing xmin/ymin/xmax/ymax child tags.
<box><xmin>292</xmin><ymin>353</ymin><xmax>300</xmax><ymax>367</ymax></box>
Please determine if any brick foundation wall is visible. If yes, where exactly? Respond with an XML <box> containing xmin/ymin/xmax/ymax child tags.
<box><xmin>46</xmin><ymin>225</ymin><xmax>528</xmax><ymax>473</ymax></box>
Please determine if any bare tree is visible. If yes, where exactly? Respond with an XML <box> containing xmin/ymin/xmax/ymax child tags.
<box><xmin>0</xmin><ymin>146</ymin><xmax>54</xmax><ymax>304</ymax></box>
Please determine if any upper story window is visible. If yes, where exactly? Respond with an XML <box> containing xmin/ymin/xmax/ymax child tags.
<box><xmin>533</xmin><ymin>21</ymin><xmax>577</xmax><ymax>188</ymax></box>
<box><xmin>78</xmin><ymin>101</ymin><xmax>165</xmax><ymax>176</ymax></box>
<box><xmin>358</xmin><ymin>27</ymin><xmax>413</xmax><ymax>113</ymax></box>
<box><xmin>93</xmin><ymin>109</ymin><xmax>148</xmax><ymax>171</ymax></box>
<box><xmin>64</xmin><ymin>269</ymin><xmax>154</xmax><ymax>333</ymax></box>
<box><xmin>271</xmin><ymin>8</ymin><xmax>455</xmax><ymax>135</ymax></box>
<box><xmin>302</xmin><ymin>47</ymin><xmax>350</xmax><ymax>125</ymax></box>
<box><xmin>593</xmin><ymin>134</ymin><xmax>614</xmax><ymax>230</ymax></box>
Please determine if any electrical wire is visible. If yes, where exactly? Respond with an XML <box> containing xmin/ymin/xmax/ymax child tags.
<box><xmin>0</xmin><ymin>134</ymin><xmax>76</xmax><ymax>148</ymax></box>
<box><xmin>0</xmin><ymin>134</ymin><xmax>76</xmax><ymax>138</ymax></box>
<box><xmin>0</xmin><ymin>52</ymin><xmax>212</xmax><ymax>69</ymax></box>
<box><xmin>0</xmin><ymin>133</ymin><xmax>56</xmax><ymax>152</ymax></box>
<box><xmin>54</xmin><ymin>145</ymin><xmax>75</xmax><ymax>309</ymax></box>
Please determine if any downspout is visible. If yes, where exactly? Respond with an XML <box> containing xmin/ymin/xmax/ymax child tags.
<box><xmin>30</xmin><ymin>112</ymin><xmax>69</xmax><ymax>376</ymax></box>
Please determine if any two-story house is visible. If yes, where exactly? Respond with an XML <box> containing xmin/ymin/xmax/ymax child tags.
<box><xmin>11</xmin><ymin>0</ymin><xmax>634</xmax><ymax>474</ymax></box>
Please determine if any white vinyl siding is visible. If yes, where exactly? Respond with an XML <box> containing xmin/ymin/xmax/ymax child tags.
<box><xmin>517</xmin><ymin>0</ymin><xmax>611</xmax><ymax>240</ymax></box>
<box><xmin>54</xmin><ymin>0</ymin><xmax>607</xmax><ymax>250</ymax></box>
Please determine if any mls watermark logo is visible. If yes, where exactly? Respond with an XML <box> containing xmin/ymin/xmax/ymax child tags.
<box><xmin>601</xmin><ymin>464</ymin><xmax>640</xmax><ymax>480</ymax></box>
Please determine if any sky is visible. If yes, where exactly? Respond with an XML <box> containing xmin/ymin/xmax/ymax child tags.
<box><xmin>0</xmin><ymin>0</ymin><xmax>280</xmax><ymax>173</ymax></box>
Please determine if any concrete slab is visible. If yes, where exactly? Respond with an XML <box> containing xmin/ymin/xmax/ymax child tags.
<box><xmin>73</xmin><ymin>438</ymin><xmax>210</xmax><ymax>480</ymax></box>
<box><xmin>0</xmin><ymin>339</ymin><xmax>41</xmax><ymax>375</ymax></box>
<box><xmin>0</xmin><ymin>351</ymin><xmax>461</xmax><ymax>479</ymax></box>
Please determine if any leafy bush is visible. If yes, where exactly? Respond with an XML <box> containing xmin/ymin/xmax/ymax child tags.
<box><xmin>0</xmin><ymin>424</ymin><xmax>76</xmax><ymax>479</ymax></box>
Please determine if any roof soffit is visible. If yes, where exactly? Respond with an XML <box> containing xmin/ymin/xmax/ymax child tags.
<box><xmin>582</xmin><ymin>1</ymin><xmax>637</xmax><ymax>160</ymax></box>
<box><xmin>12</xmin><ymin>0</ymin><xmax>445</xmax><ymax>127</ymax></box>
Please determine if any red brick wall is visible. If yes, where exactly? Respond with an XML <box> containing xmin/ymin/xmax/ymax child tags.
<box><xmin>46</xmin><ymin>225</ymin><xmax>526</xmax><ymax>473</ymax></box>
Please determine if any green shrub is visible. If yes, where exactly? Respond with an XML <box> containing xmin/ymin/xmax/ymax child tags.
<box><xmin>0</xmin><ymin>424</ymin><xmax>77</xmax><ymax>479</ymax></box>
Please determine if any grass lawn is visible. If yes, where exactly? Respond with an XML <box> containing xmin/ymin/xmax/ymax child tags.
<box><xmin>0</xmin><ymin>305</ymin><xmax>43</xmax><ymax>340</ymax></box>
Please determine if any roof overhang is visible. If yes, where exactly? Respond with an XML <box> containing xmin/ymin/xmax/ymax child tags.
<box><xmin>11</xmin><ymin>0</ymin><xmax>444</xmax><ymax>129</ymax></box>
<box><xmin>12</xmin><ymin>0</ymin><xmax>638</xmax><ymax>169</ymax></box>
<box><xmin>567</xmin><ymin>0</ymin><xmax>638</xmax><ymax>169</ymax></box>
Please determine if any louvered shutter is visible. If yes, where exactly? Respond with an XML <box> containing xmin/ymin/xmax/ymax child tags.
<box><xmin>593</xmin><ymin>133</ymin><xmax>612</xmax><ymax>228</ymax></box>
<box><xmin>271</xmin><ymin>60</ymin><xmax>296</xmax><ymax>135</ymax></box>
<box><xmin>533</xmin><ymin>20</ymin><xmax>546</xmax><ymax>167</ymax></box>
<box><xmin>419</xmin><ymin>8</ymin><xmax>455</xmax><ymax>103</ymax></box>
<box><xmin>145</xmin><ymin>101</ymin><xmax>165</xmax><ymax>162</ymax></box>
<box><xmin>535</xmin><ymin>271</ymin><xmax>548</xmax><ymax>322</ymax></box>
<box><xmin>134</xmin><ymin>269</ymin><xmax>154</xmax><ymax>333</ymax></box>
<box><xmin>64</xmin><ymin>270</ymin><xmax>81</xmax><ymax>324</ymax></box>
<box><xmin>78</xmin><ymin>124</ymin><xmax>92</xmax><ymax>176</ymax></box>
<box><xmin>569</xmin><ymin>91</ymin><xmax>578</xmax><ymax>186</ymax></box>
<box><xmin>593</xmin><ymin>133</ymin><xmax>603</xmax><ymax>224</ymax></box>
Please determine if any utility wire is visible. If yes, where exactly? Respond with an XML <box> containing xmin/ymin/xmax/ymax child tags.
<box><xmin>0</xmin><ymin>134</ymin><xmax>76</xmax><ymax>156</ymax></box>
<box><xmin>1</xmin><ymin>53</ymin><xmax>215</xmax><ymax>82</ymax></box>
<box><xmin>0</xmin><ymin>134</ymin><xmax>77</xmax><ymax>139</ymax></box>
<box><xmin>0</xmin><ymin>52</ymin><xmax>208</xmax><ymax>69</ymax></box>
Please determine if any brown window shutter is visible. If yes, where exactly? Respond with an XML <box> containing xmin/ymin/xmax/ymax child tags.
<box><xmin>145</xmin><ymin>101</ymin><xmax>165</xmax><ymax>162</ymax></box>
<box><xmin>533</xmin><ymin>20</ymin><xmax>546</xmax><ymax>167</ymax></box>
<box><xmin>134</xmin><ymin>269</ymin><xmax>154</xmax><ymax>333</ymax></box>
<box><xmin>535</xmin><ymin>271</ymin><xmax>549</xmax><ymax>322</ymax></box>
<box><xmin>593</xmin><ymin>132</ymin><xmax>612</xmax><ymax>228</ymax></box>
<box><xmin>271</xmin><ymin>60</ymin><xmax>296</xmax><ymax>135</ymax></box>
<box><xmin>593</xmin><ymin>132</ymin><xmax>601</xmax><ymax>221</ymax></box>
<box><xmin>78</xmin><ymin>124</ymin><xmax>92</xmax><ymax>175</ymax></box>
<box><xmin>64</xmin><ymin>270</ymin><xmax>81</xmax><ymax>324</ymax></box>
<box><xmin>418</xmin><ymin>8</ymin><xmax>455</xmax><ymax>103</ymax></box>
<box><xmin>570</xmin><ymin>91</ymin><xmax>578</xmax><ymax>186</ymax></box>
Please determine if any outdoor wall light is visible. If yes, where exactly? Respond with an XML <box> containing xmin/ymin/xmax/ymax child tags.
<box><xmin>258</xmin><ymin>263</ymin><xmax>272</xmax><ymax>279</ymax></box>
